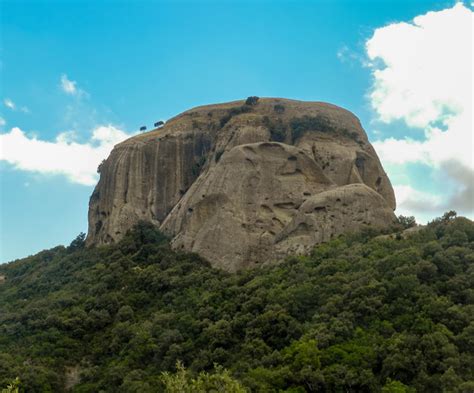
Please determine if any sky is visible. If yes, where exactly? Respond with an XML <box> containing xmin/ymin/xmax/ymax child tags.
<box><xmin>0</xmin><ymin>0</ymin><xmax>472</xmax><ymax>262</ymax></box>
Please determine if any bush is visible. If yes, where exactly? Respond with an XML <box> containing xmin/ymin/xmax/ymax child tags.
<box><xmin>161</xmin><ymin>362</ymin><xmax>246</xmax><ymax>393</ymax></box>
<box><xmin>2</xmin><ymin>378</ymin><xmax>20</xmax><ymax>393</ymax></box>
<box><xmin>219</xmin><ymin>106</ymin><xmax>253</xmax><ymax>128</ymax></box>
<box><xmin>397</xmin><ymin>215</ymin><xmax>417</xmax><ymax>230</ymax></box>
<box><xmin>382</xmin><ymin>379</ymin><xmax>415</xmax><ymax>393</ymax></box>
<box><xmin>341</xmin><ymin>128</ymin><xmax>361</xmax><ymax>143</ymax></box>
<box><xmin>273</xmin><ymin>104</ymin><xmax>285</xmax><ymax>114</ymax></box>
<box><xmin>192</xmin><ymin>156</ymin><xmax>207</xmax><ymax>177</ymax></box>
<box><xmin>290</xmin><ymin>115</ymin><xmax>333</xmax><ymax>142</ymax></box>
<box><xmin>68</xmin><ymin>232</ymin><xmax>86</xmax><ymax>252</ymax></box>
<box><xmin>262</xmin><ymin>116</ymin><xmax>287</xmax><ymax>142</ymax></box>
<box><xmin>245</xmin><ymin>96</ymin><xmax>259</xmax><ymax>106</ymax></box>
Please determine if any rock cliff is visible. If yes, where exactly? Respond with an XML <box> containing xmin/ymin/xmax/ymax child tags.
<box><xmin>87</xmin><ymin>98</ymin><xmax>396</xmax><ymax>271</ymax></box>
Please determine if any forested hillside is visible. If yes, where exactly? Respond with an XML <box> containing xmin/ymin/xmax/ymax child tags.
<box><xmin>0</xmin><ymin>214</ymin><xmax>473</xmax><ymax>392</ymax></box>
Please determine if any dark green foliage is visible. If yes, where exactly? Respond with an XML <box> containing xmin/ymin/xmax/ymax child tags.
<box><xmin>68</xmin><ymin>233</ymin><xmax>86</xmax><ymax>252</ymax></box>
<box><xmin>219</xmin><ymin>105</ymin><xmax>253</xmax><ymax>128</ymax></box>
<box><xmin>245</xmin><ymin>96</ymin><xmax>259</xmax><ymax>106</ymax></box>
<box><xmin>290</xmin><ymin>115</ymin><xmax>334</xmax><ymax>142</ymax></box>
<box><xmin>262</xmin><ymin>116</ymin><xmax>287</xmax><ymax>142</ymax></box>
<box><xmin>161</xmin><ymin>361</ymin><xmax>246</xmax><ymax>392</ymax></box>
<box><xmin>289</xmin><ymin>116</ymin><xmax>362</xmax><ymax>144</ymax></box>
<box><xmin>2</xmin><ymin>377</ymin><xmax>21</xmax><ymax>393</ymax></box>
<box><xmin>340</xmin><ymin>128</ymin><xmax>363</xmax><ymax>145</ymax></box>
<box><xmin>397</xmin><ymin>215</ymin><xmax>417</xmax><ymax>230</ymax></box>
<box><xmin>1</xmin><ymin>215</ymin><xmax>473</xmax><ymax>392</ymax></box>
<box><xmin>191</xmin><ymin>156</ymin><xmax>207</xmax><ymax>177</ymax></box>
<box><xmin>273</xmin><ymin>104</ymin><xmax>285</xmax><ymax>114</ymax></box>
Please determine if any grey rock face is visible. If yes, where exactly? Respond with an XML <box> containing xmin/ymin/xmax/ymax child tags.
<box><xmin>87</xmin><ymin>98</ymin><xmax>396</xmax><ymax>271</ymax></box>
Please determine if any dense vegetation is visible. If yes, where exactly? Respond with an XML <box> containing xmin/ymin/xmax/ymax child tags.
<box><xmin>1</xmin><ymin>214</ymin><xmax>473</xmax><ymax>392</ymax></box>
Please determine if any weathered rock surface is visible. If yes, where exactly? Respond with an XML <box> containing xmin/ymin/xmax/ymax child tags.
<box><xmin>87</xmin><ymin>98</ymin><xmax>396</xmax><ymax>271</ymax></box>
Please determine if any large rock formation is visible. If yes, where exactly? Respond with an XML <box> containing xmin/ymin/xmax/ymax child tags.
<box><xmin>87</xmin><ymin>98</ymin><xmax>396</xmax><ymax>271</ymax></box>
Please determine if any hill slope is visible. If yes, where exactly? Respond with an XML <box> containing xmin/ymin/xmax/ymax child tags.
<box><xmin>1</xmin><ymin>215</ymin><xmax>473</xmax><ymax>392</ymax></box>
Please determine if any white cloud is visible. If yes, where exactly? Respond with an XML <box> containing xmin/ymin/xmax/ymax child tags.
<box><xmin>0</xmin><ymin>117</ymin><xmax>5</xmax><ymax>127</ymax></box>
<box><xmin>0</xmin><ymin>125</ymin><xmax>133</xmax><ymax>186</ymax></box>
<box><xmin>55</xmin><ymin>130</ymin><xmax>78</xmax><ymax>144</ymax></box>
<box><xmin>337</xmin><ymin>45</ymin><xmax>367</xmax><ymax>66</ymax></box>
<box><xmin>394</xmin><ymin>185</ymin><xmax>444</xmax><ymax>213</ymax></box>
<box><xmin>3</xmin><ymin>98</ymin><xmax>29</xmax><ymax>113</ymax></box>
<box><xmin>60</xmin><ymin>74</ymin><xmax>87</xmax><ymax>97</ymax></box>
<box><xmin>337</xmin><ymin>46</ymin><xmax>349</xmax><ymax>61</ymax></box>
<box><xmin>393</xmin><ymin>164</ymin><xmax>473</xmax><ymax>224</ymax></box>
<box><xmin>4</xmin><ymin>98</ymin><xmax>15</xmax><ymax>110</ymax></box>
<box><xmin>60</xmin><ymin>74</ymin><xmax>77</xmax><ymax>94</ymax></box>
<box><xmin>366</xmin><ymin>3</ymin><xmax>473</xmax><ymax>219</ymax></box>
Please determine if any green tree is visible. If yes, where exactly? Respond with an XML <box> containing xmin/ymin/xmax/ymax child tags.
<box><xmin>1</xmin><ymin>378</ymin><xmax>20</xmax><ymax>393</ymax></box>
<box><xmin>397</xmin><ymin>215</ymin><xmax>417</xmax><ymax>229</ymax></box>
<box><xmin>382</xmin><ymin>378</ymin><xmax>415</xmax><ymax>393</ymax></box>
<box><xmin>161</xmin><ymin>361</ymin><xmax>246</xmax><ymax>393</ymax></box>
<box><xmin>68</xmin><ymin>232</ymin><xmax>86</xmax><ymax>251</ymax></box>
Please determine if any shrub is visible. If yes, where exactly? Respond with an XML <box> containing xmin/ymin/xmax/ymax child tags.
<box><xmin>245</xmin><ymin>96</ymin><xmax>259</xmax><ymax>106</ymax></box>
<box><xmin>192</xmin><ymin>156</ymin><xmax>207</xmax><ymax>177</ymax></box>
<box><xmin>262</xmin><ymin>116</ymin><xmax>287</xmax><ymax>142</ymax></box>
<box><xmin>161</xmin><ymin>361</ymin><xmax>246</xmax><ymax>393</ymax></box>
<box><xmin>68</xmin><ymin>232</ymin><xmax>86</xmax><ymax>252</ymax></box>
<box><xmin>2</xmin><ymin>378</ymin><xmax>20</xmax><ymax>393</ymax></box>
<box><xmin>219</xmin><ymin>106</ymin><xmax>253</xmax><ymax>128</ymax></box>
<box><xmin>397</xmin><ymin>215</ymin><xmax>417</xmax><ymax>229</ymax></box>
<box><xmin>382</xmin><ymin>379</ymin><xmax>415</xmax><ymax>393</ymax></box>
<box><xmin>341</xmin><ymin>128</ymin><xmax>361</xmax><ymax>142</ymax></box>
<box><xmin>273</xmin><ymin>104</ymin><xmax>285</xmax><ymax>114</ymax></box>
<box><xmin>290</xmin><ymin>115</ymin><xmax>333</xmax><ymax>142</ymax></box>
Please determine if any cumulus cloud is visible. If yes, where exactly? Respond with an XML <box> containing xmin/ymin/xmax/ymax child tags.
<box><xmin>0</xmin><ymin>125</ymin><xmax>133</xmax><ymax>186</ymax></box>
<box><xmin>394</xmin><ymin>185</ymin><xmax>444</xmax><ymax>214</ymax></box>
<box><xmin>366</xmin><ymin>3</ymin><xmax>473</xmax><ymax>220</ymax></box>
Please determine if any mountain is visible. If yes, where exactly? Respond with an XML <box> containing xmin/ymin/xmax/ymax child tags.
<box><xmin>1</xmin><ymin>214</ymin><xmax>473</xmax><ymax>392</ymax></box>
<box><xmin>87</xmin><ymin>98</ymin><xmax>396</xmax><ymax>271</ymax></box>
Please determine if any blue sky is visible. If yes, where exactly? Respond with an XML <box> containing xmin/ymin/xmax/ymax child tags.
<box><xmin>1</xmin><ymin>0</ymin><xmax>472</xmax><ymax>262</ymax></box>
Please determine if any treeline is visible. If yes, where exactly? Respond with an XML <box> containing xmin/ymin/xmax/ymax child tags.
<box><xmin>0</xmin><ymin>214</ymin><xmax>473</xmax><ymax>392</ymax></box>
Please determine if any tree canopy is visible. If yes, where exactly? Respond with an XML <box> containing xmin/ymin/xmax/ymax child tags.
<box><xmin>1</xmin><ymin>216</ymin><xmax>473</xmax><ymax>392</ymax></box>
